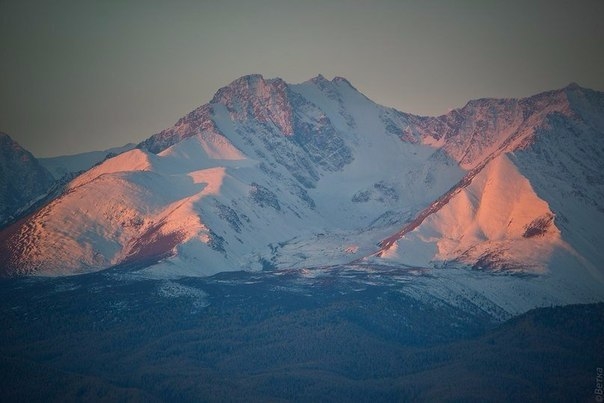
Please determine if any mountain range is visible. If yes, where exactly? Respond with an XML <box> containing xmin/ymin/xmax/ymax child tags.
<box><xmin>1</xmin><ymin>74</ymin><xmax>603</xmax><ymax>315</ymax></box>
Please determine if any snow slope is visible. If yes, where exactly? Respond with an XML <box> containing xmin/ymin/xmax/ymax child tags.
<box><xmin>377</xmin><ymin>154</ymin><xmax>561</xmax><ymax>272</ymax></box>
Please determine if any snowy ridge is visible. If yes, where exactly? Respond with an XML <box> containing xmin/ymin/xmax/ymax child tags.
<box><xmin>39</xmin><ymin>143</ymin><xmax>135</xmax><ymax>180</ymax></box>
<box><xmin>411</xmin><ymin>85</ymin><xmax>576</xmax><ymax>169</ymax></box>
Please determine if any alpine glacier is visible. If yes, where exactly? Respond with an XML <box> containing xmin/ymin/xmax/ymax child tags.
<box><xmin>1</xmin><ymin>75</ymin><xmax>603</xmax><ymax>314</ymax></box>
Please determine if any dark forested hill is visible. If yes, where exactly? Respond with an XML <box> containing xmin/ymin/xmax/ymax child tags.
<box><xmin>1</xmin><ymin>270</ymin><xmax>601</xmax><ymax>402</ymax></box>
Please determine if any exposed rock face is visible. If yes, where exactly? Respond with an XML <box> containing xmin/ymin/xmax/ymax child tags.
<box><xmin>0</xmin><ymin>132</ymin><xmax>54</xmax><ymax>225</ymax></box>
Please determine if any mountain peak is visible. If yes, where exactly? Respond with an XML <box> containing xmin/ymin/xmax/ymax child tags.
<box><xmin>211</xmin><ymin>74</ymin><xmax>287</xmax><ymax>104</ymax></box>
<box><xmin>332</xmin><ymin>76</ymin><xmax>355</xmax><ymax>89</ymax></box>
<box><xmin>565</xmin><ymin>82</ymin><xmax>582</xmax><ymax>91</ymax></box>
<box><xmin>231</xmin><ymin>74</ymin><xmax>265</xmax><ymax>85</ymax></box>
<box><xmin>0</xmin><ymin>133</ymin><xmax>55</xmax><ymax>225</ymax></box>
<box><xmin>310</xmin><ymin>74</ymin><xmax>329</xmax><ymax>83</ymax></box>
<box><xmin>0</xmin><ymin>131</ymin><xmax>17</xmax><ymax>143</ymax></box>
<box><xmin>307</xmin><ymin>74</ymin><xmax>357</xmax><ymax>90</ymax></box>
<box><xmin>0</xmin><ymin>131</ymin><xmax>29</xmax><ymax>156</ymax></box>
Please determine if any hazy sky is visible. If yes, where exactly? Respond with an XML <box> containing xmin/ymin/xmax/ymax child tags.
<box><xmin>1</xmin><ymin>0</ymin><xmax>603</xmax><ymax>157</ymax></box>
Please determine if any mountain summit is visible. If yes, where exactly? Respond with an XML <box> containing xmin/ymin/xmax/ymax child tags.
<box><xmin>1</xmin><ymin>75</ymin><xmax>603</xmax><ymax>313</ymax></box>
<box><xmin>0</xmin><ymin>132</ymin><xmax>54</xmax><ymax>225</ymax></box>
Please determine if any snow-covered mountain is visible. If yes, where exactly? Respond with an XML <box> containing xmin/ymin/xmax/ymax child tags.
<box><xmin>0</xmin><ymin>132</ymin><xmax>55</xmax><ymax>225</ymax></box>
<box><xmin>1</xmin><ymin>75</ymin><xmax>461</xmax><ymax>276</ymax></box>
<box><xmin>375</xmin><ymin>84</ymin><xmax>604</xmax><ymax>264</ymax></box>
<box><xmin>0</xmin><ymin>75</ymin><xmax>603</xmax><ymax>313</ymax></box>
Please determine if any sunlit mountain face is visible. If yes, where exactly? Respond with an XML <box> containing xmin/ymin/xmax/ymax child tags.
<box><xmin>1</xmin><ymin>76</ymin><xmax>603</xmax><ymax>401</ymax></box>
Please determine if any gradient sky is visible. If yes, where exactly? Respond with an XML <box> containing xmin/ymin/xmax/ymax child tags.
<box><xmin>1</xmin><ymin>0</ymin><xmax>603</xmax><ymax>157</ymax></box>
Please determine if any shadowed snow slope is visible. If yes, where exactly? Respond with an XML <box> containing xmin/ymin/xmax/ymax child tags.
<box><xmin>1</xmin><ymin>77</ymin><xmax>603</xmax><ymax>311</ymax></box>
